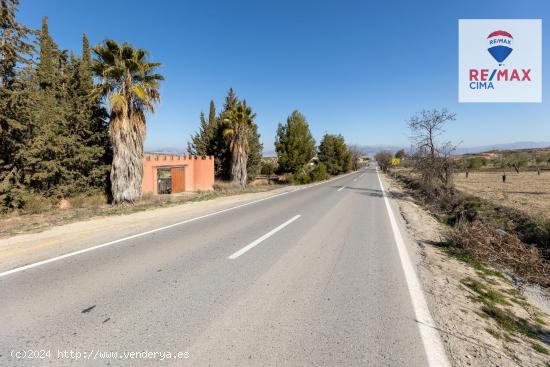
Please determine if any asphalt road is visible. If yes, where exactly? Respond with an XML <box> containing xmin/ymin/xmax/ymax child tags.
<box><xmin>0</xmin><ymin>167</ymin><xmax>446</xmax><ymax>366</ymax></box>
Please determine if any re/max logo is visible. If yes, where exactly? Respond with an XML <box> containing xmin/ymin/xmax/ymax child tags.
<box><xmin>468</xmin><ymin>69</ymin><xmax>531</xmax><ymax>90</ymax></box>
<box><xmin>469</xmin><ymin>69</ymin><xmax>531</xmax><ymax>81</ymax></box>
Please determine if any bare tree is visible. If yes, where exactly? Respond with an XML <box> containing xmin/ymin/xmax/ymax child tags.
<box><xmin>407</xmin><ymin>109</ymin><xmax>457</xmax><ymax>193</ymax></box>
<box><xmin>348</xmin><ymin>145</ymin><xmax>365</xmax><ymax>171</ymax></box>
<box><xmin>504</xmin><ymin>152</ymin><xmax>529</xmax><ymax>173</ymax></box>
<box><xmin>375</xmin><ymin>151</ymin><xmax>393</xmax><ymax>173</ymax></box>
<box><xmin>408</xmin><ymin>109</ymin><xmax>456</xmax><ymax>158</ymax></box>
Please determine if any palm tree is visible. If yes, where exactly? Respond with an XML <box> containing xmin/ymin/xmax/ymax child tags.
<box><xmin>223</xmin><ymin>101</ymin><xmax>256</xmax><ymax>188</ymax></box>
<box><xmin>92</xmin><ymin>40</ymin><xmax>163</xmax><ymax>204</ymax></box>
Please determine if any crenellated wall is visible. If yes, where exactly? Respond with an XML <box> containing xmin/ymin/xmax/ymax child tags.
<box><xmin>142</xmin><ymin>154</ymin><xmax>214</xmax><ymax>194</ymax></box>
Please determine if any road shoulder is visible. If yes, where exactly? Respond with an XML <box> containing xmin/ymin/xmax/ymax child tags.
<box><xmin>381</xmin><ymin>173</ymin><xmax>550</xmax><ymax>367</ymax></box>
<box><xmin>0</xmin><ymin>185</ymin><xmax>297</xmax><ymax>273</ymax></box>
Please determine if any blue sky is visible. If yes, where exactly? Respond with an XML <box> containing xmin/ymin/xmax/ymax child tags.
<box><xmin>19</xmin><ymin>0</ymin><xmax>550</xmax><ymax>152</ymax></box>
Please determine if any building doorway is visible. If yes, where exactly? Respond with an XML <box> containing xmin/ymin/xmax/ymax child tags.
<box><xmin>157</xmin><ymin>168</ymin><xmax>172</xmax><ymax>194</ymax></box>
<box><xmin>156</xmin><ymin>166</ymin><xmax>186</xmax><ymax>194</ymax></box>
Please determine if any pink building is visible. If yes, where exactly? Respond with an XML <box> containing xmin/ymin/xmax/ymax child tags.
<box><xmin>142</xmin><ymin>154</ymin><xmax>214</xmax><ymax>194</ymax></box>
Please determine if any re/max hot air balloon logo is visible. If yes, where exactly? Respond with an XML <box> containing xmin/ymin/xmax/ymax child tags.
<box><xmin>468</xmin><ymin>30</ymin><xmax>532</xmax><ymax>91</ymax></box>
<box><xmin>487</xmin><ymin>30</ymin><xmax>513</xmax><ymax>64</ymax></box>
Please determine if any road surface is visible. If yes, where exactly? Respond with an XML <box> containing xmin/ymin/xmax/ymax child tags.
<box><xmin>0</xmin><ymin>167</ymin><xmax>447</xmax><ymax>366</ymax></box>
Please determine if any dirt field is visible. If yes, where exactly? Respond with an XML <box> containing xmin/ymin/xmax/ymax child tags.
<box><xmin>454</xmin><ymin>171</ymin><xmax>550</xmax><ymax>220</ymax></box>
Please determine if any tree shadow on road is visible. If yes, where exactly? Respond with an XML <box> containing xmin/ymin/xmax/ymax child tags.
<box><xmin>337</xmin><ymin>186</ymin><xmax>414</xmax><ymax>202</ymax></box>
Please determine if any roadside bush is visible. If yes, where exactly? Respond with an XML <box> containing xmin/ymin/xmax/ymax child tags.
<box><xmin>498</xmin><ymin>209</ymin><xmax>550</xmax><ymax>257</ymax></box>
<box><xmin>287</xmin><ymin>163</ymin><xmax>330</xmax><ymax>185</ymax></box>
<box><xmin>287</xmin><ymin>171</ymin><xmax>312</xmax><ymax>185</ymax></box>
<box><xmin>260</xmin><ymin>160</ymin><xmax>277</xmax><ymax>176</ymax></box>
<box><xmin>395</xmin><ymin>170</ymin><xmax>550</xmax><ymax>253</ymax></box>
<box><xmin>392</xmin><ymin>170</ymin><xmax>550</xmax><ymax>286</ymax></box>
<box><xmin>448</xmin><ymin>221</ymin><xmax>550</xmax><ymax>287</ymax></box>
<box><xmin>309</xmin><ymin>163</ymin><xmax>330</xmax><ymax>182</ymax></box>
<box><xmin>434</xmin><ymin>192</ymin><xmax>483</xmax><ymax>226</ymax></box>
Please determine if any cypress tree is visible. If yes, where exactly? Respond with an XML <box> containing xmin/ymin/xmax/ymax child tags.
<box><xmin>187</xmin><ymin>100</ymin><xmax>216</xmax><ymax>156</ymax></box>
<box><xmin>23</xmin><ymin>17</ymin><xmax>75</xmax><ymax>197</ymax></box>
<box><xmin>187</xmin><ymin>111</ymin><xmax>207</xmax><ymax>156</ymax></box>
<box><xmin>246</xmin><ymin>124</ymin><xmax>263</xmax><ymax>181</ymax></box>
<box><xmin>223</xmin><ymin>88</ymin><xmax>238</xmax><ymax>110</ymax></box>
<box><xmin>207</xmin><ymin>99</ymin><xmax>216</xmax><ymax>129</ymax></box>
<box><xmin>0</xmin><ymin>0</ymin><xmax>35</xmax><ymax>211</ymax></box>
<box><xmin>84</xmin><ymin>35</ymin><xmax>110</xmax><ymax>193</ymax></box>
<box><xmin>35</xmin><ymin>17</ymin><xmax>57</xmax><ymax>89</ymax></box>
<box><xmin>213</xmin><ymin>88</ymin><xmax>238</xmax><ymax>179</ymax></box>
<box><xmin>66</xmin><ymin>34</ymin><xmax>109</xmax><ymax>194</ymax></box>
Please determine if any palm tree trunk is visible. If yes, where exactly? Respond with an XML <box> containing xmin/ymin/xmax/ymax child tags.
<box><xmin>230</xmin><ymin>140</ymin><xmax>248</xmax><ymax>188</ymax></box>
<box><xmin>109</xmin><ymin>111</ymin><xmax>146</xmax><ymax>203</ymax></box>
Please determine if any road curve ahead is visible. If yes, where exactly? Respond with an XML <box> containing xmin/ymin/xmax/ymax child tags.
<box><xmin>0</xmin><ymin>166</ymin><xmax>446</xmax><ymax>366</ymax></box>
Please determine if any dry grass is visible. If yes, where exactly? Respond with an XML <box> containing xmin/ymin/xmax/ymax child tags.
<box><xmin>212</xmin><ymin>180</ymin><xmax>244</xmax><ymax>193</ymax></box>
<box><xmin>68</xmin><ymin>193</ymin><xmax>109</xmax><ymax>208</ymax></box>
<box><xmin>448</xmin><ymin>220</ymin><xmax>550</xmax><ymax>286</ymax></box>
<box><xmin>20</xmin><ymin>194</ymin><xmax>56</xmax><ymax>214</ymax></box>
<box><xmin>391</xmin><ymin>168</ymin><xmax>550</xmax><ymax>287</ymax></box>
<box><xmin>454</xmin><ymin>171</ymin><xmax>550</xmax><ymax>221</ymax></box>
<box><xmin>0</xmin><ymin>182</ymin><xmax>287</xmax><ymax>239</ymax></box>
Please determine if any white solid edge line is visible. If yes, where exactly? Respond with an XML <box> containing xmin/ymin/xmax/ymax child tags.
<box><xmin>0</xmin><ymin>190</ymin><xmax>290</xmax><ymax>278</ymax></box>
<box><xmin>0</xmin><ymin>171</ymin><xmax>358</xmax><ymax>278</ymax></box>
<box><xmin>376</xmin><ymin>169</ymin><xmax>451</xmax><ymax>367</ymax></box>
<box><xmin>228</xmin><ymin>215</ymin><xmax>301</xmax><ymax>260</ymax></box>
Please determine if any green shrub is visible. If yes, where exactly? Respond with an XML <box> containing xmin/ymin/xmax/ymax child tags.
<box><xmin>310</xmin><ymin>163</ymin><xmax>330</xmax><ymax>182</ymax></box>
<box><xmin>260</xmin><ymin>160</ymin><xmax>277</xmax><ymax>175</ymax></box>
<box><xmin>288</xmin><ymin>172</ymin><xmax>312</xmax><ymax>185</ymax></box>
<box><xmin>287</xmin><ymin>163</ymin><xmax>331</xmax><ymax>185</ymax></box>
<box><xmin>481</xmin><ymin>303</ymin><xmax>539</xmax><ymax>338</ymax></box>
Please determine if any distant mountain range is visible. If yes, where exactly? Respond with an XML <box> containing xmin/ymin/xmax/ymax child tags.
<box><xmin>147</xmin><ymin>141</ymin><xmax>550</xmax><ymax>158</ymax></box>
<box><xmin>453</xmin><ymin>141</ymin><xmax>550</xmax><ymax>154</ymax></box>
<box><xmin>354</xmin><ymin>145</ymin><xmax>405</xmax><ymax>155</ymax></box>
<box><xmin>145</xmin><ymin>147</ymin><xmax>186</xmax><ymax>155</ymax></box>
<box><xmin>356</xmin><ymin>141</ymin><xmax>550</xmax><ymax>156</ymax></box>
